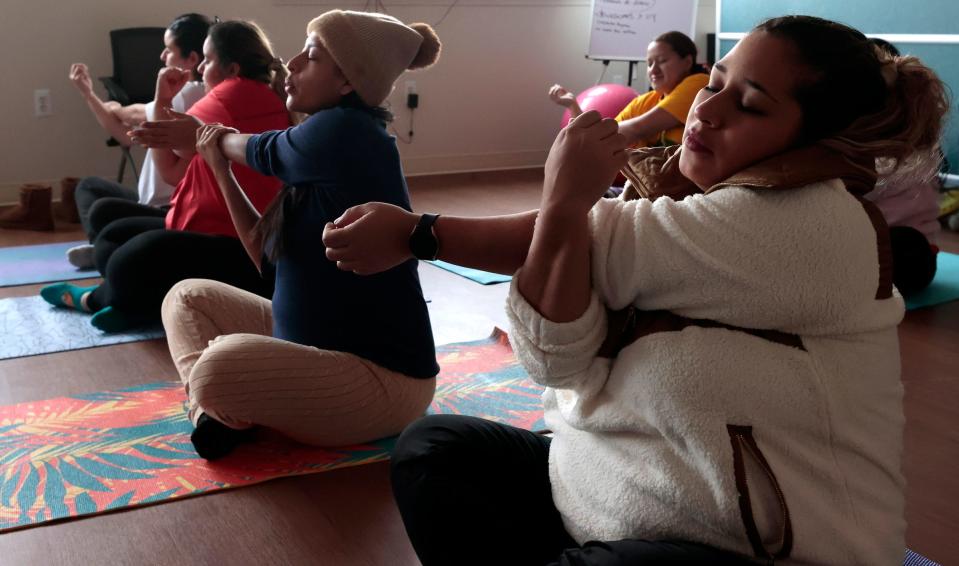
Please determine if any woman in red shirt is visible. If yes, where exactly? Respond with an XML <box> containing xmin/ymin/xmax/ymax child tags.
<box><xmin>41</xmin><ymin>21</ymin><xmax>290</xmax><ymax>332</ymax></box>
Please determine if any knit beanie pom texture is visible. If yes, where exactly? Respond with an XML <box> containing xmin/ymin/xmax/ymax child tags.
<box><xmin>308</xmin><ymin>10</ymin><xmax>442</xmax><ymax>107</ymax></box>
<box><xmin>408</xmin><ymin>23</ymin><xmax>441</xmax><ymax>70</ymax></box>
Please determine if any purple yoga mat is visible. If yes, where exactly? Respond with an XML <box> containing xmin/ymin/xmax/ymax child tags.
<box><xmin>0</xmin><ymin>241</ymin><xmax>96</xmax><ymax>287</ymax></box>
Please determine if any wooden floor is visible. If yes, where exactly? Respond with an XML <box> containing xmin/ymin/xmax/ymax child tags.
<box><xmin>0</xmin><ymin>168</ymin><xmax>956</xmax><ymax>564</ymax></box>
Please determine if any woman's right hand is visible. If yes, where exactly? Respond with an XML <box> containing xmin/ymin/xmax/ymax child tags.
<box><xmin>129</xmin><ymin>109</ymin><xmax>204</xmax><ymax>152</ymax></box>
<box><xmin>155</xmin><ymin>67</ymin><xmax>191</xmax><ymax>107</ymax></box>
<box><xmin>322</xmin><ymin>203</ymin><xmax>418</xmax><ymax>275</ymax></box>
<box><xmin>69</xmin><ymin>63</ymin><xmax>94</xmax><ymax>96</ymax></box>
<box><xmin>542</xmin><ymin>110</ymin><xmax>628</xmax><ymax>216</ymax></box>
<box><xmin>548</xmin><ymin>84</ymin><xmax>577</xmax><ymax>108</ymax></box>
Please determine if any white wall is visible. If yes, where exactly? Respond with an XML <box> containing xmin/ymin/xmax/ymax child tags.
<box><xmin>0</xmin><ymin>0</ymin><xmax>716</xmax><ymax>204</ymax></box>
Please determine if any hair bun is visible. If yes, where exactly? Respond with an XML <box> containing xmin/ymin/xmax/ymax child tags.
<box><xmin>408</xmin><ymin>23</ymin><xmax>441</xmax><ymax>70</ymax></box>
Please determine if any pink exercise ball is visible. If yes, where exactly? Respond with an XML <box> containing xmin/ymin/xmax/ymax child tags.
<box><xmin>561</xmin><ymin>83</ymin><xmax>639</xmax><ymax>128</ymax></box>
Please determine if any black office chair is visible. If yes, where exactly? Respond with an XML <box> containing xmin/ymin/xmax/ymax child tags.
<box><xmin>99</xmin><ymin>27</ymin><xmax>166</xmax><ymax>184</ymax></box>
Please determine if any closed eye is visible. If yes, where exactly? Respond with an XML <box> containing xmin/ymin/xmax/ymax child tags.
<box><xmin>703</xmin><ymin>85</ymin><xmax>764</xmax><ymax>115</ymax></box>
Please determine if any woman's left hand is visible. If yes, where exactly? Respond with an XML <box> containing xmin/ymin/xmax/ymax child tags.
<box><xmin>542</xmin><ymin>110</ymin><xmax>628</xmax><ymax>216</ymax></box>
<box><xmin>128</xmin><ymin>110</ymin><xmax>204</xmax><ymax>151</ymax></box>
<box><xmin>548</xmin><ymin>84</ymin><xmax>578</xmax><ymax>108</ymax></box>
<box><xmin>196</xmin><ymin>124</ymin><xmax>239</xmax><ymax>173</ymax></box>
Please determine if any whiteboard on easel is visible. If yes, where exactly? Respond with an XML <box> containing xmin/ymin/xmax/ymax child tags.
<box><xmin>588</xmin><ymin>0</ymin><xmax>697</xmax><ymax>61</ymax></box>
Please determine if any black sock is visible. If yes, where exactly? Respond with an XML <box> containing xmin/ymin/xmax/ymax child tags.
<box><xmin>191</xmin><ymin>413</ymin><xmax>254</xmax><ymax>460</ymax></box>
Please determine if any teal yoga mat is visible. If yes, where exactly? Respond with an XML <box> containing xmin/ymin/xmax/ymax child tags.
<box><xmin>427</xmin><ymin>259</ymin><xmax>512</xmax><ymax>285</ymax></box>
<box><xmin>0</xmin><ymin>241</ymin><xmax>96</xmax><ymax>287</ymax></box>
<box><xmin>905</xmin><ymin>252</ymin><xmax>959</xmax><ymax>311</ymax></box>
<box><xmin>0</xmin><ymin>296</ymin><xmax>164</xmax><ymax>360</ymax></box>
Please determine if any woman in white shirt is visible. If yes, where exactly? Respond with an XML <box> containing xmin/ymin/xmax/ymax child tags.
<box><xmin>67</xmin><ymin>13</ymin><xmax>211</xmax><ymax>268</ymax></box>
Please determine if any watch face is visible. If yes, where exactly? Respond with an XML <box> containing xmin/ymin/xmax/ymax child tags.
<box><xmin>411</xmin><ymin>230</ymin><xmax>438</xmax><ymax>260</ymax></box>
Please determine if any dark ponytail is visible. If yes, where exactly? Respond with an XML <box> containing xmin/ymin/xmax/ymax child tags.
<box><xmin>252</xmin><ymin>92</ymin><xmax>393</xmax><ymax>262</ymax></box>
<box><xmin>252</xmin><ymin>185</ymin><xmax>299</xmax><ymax>263</ymax></box>
<box><xmin>755</xmin><ymin>15</ymin><xmax>949</xmax><ymax>172</ymax></box>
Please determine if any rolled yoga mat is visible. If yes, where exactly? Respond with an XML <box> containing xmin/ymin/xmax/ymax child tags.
<box><xmin>0</xmin><ymin>241</ymin><xmax>95</xmax><ymax>287</ymax></box>
<box><xmin>0</xmin><ymin>328</ymin><xmax>545</xmax><ymax>531</ymax></box>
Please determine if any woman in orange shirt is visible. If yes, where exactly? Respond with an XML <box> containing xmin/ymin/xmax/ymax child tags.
<box><xmin>550</xmin><ymin>31</ymin><xmax>709</xmax><ymax>147</ymax></box>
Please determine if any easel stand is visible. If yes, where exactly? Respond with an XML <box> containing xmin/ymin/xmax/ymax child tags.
<box><xmin>591</xmin><ymin>57</ymin><xmax>643</xmax><ymax>88</ymax></box>
<box><xmin>627</xmin><ymin>60</ymin><xmax>640</xmax><ymax>87</ymax></box>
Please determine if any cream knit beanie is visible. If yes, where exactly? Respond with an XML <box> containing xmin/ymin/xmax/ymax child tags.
<box><xmin>308</xmin><ymin>10</ymin><xmax>441</xmax><ymax>107</ymax></box>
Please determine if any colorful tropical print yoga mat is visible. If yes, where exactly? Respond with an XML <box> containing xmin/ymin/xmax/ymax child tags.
<box><xmin>0</xmin><ymin>329</ymin><xmax>544</xmax><ymax>531</ymax></box>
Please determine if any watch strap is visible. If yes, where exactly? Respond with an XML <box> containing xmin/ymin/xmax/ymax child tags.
<box><xmin>410</xmin><ymin>213</ymin><xmax>441</xmax><ymax>260</ymax></box>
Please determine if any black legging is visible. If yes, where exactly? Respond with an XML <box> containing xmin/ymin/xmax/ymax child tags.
<box><xmin>88</xmin><ymin>217</ymin><xmax>273</xmax><ymax>319</ymax></box>
<box><xmin>390</xmin><ymin>415</ymin><xmax>755</xmax><ymax>566</ymax></box>
<box><xmin>75</xmin><ymin>177</ymin><xmax>139</xmax><ymax>239</ymax></box>
<box><xmin>87</xmin><ymin>198</ymin><xmax>166</xmax><ymax>243</ymax></box>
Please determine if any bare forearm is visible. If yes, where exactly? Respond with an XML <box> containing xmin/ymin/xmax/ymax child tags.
<box><xmin>113</xmin><ymin>103</ymin><xmax>147</xmax><ymax>127</ymax></box>
<box><xmin>434</xmin><ymin>210</ymin><xmax>538</xmax><ymax>274</ymax></box>
<box><xmin>517</xmin><ymin>210</ymin><xmax>592</xmax><ymax>322</ymax></box>
<box><xmin>83</xmin><ymin>92</ymin><xmax>133</xmax><ymax>146</ymax></box>
<box><xmin>153</xmin><ymin>148</ymin><xmax>189</xmax><ymax>186</ymax></box>
<box><xmin>617</xmin><ymin>107</ymin><xmax>681</xmax><ymax>145</ymax></box>
<box><xmin>212</xmin><ymin>167</ymin><xmax>264</xmax><ymax>270</ymax></box>
<box><xmin>219</xmin><ymin>133</ymin><xmax>253</xmax><ymax>167</ymax></box>
<box><xmin>568</xmin><ymin>101</ymin><xmax>584</xmax><ymax>118</ymax></box>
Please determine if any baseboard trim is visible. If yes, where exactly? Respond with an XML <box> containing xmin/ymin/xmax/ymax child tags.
<box><xmin>0</xmin><ymin>151</ymin><xmax>548</xmax><ymax>205</ymax></box>
<box><xmin>401</xmin><ymin>150</ymin><xmax>548</xmax><ymax>177</ymax></box>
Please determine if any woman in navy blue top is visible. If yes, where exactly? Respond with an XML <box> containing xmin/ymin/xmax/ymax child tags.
<box><xmin>160</xmin><ymin>10</ymin><xmax>443</xmax><ymax>459</ymax></box>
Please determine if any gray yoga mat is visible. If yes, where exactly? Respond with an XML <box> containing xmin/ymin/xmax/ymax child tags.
<box><xmin>0</xmin><ymin>296</ymin><xmax>163</xmax><ymax>360</ymax></box>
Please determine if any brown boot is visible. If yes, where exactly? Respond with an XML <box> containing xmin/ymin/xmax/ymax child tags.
<box><xmin>55</xmin><ymin>177</ymin><xmax>81</xmax><ymax>224</ymax></box>
<box><xmin>0</xmin><ymin>184</ymin><xmax>55</xmax><ymax>231</ymax></box>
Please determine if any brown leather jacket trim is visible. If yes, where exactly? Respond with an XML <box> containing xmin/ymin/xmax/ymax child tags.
<box><xmin>727</xmin><ymin>424</ymin><xmax>794</xmax><ymax>561</ymax></box>
<box><xmin>853</xmin><ymin>196</ymin><xmax>894</xmax><ymax>300</ymax></box>
<box><xmin>597</xmin><ymin>307</ymin><xmax>805</xmax><ymax>359</ymax></box>
<box><xmin>711</xmin><ymin>145</ymin><xmax>877</xmax><ymax>197</ymax></box>
<box><xmin>621</xmin><ymin>145</ymin><xmax>702</xmax><ymax>202</ymax></box>
<box><xmin>620</xmin><ymin>144</ymin><xmax>877</xmax><ymax>201</ymax></box>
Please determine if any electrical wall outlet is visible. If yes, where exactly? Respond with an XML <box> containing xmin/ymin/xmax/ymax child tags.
<box><xmin>34</xmin><ymin>89</ymin><xmax>52</xmax><ymax>117</ymax></box>
<box><xmin>405</xmin><ymin>80</ymin><xmax>416</xmax><ymax>95</ymax></box>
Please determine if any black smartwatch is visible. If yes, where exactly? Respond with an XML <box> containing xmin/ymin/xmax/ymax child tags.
<box><xmin>409</xmin><ymin>213</ymin><xmax>440</xmax><ymax>260</ymax></box>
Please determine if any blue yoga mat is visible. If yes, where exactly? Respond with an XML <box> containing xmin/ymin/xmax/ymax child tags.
<box><xmin>428</xmin><ymin>259</ymin><xmax>512</xmax><ymax>285</ymax></box>
<box><xmin>904</xmin><ymin>549</ymin><xmax>941</xmax><ymax>566</ymax></box>
<box><xmin>905</xmin><ymin>252</ymin><xmax>959</xmax><ymax>311</ymax></box>
<box><xmin>0</xmin><ymin>296</ymin><xmax>164</xmax><ymax>360</ymax></box>
<box><xmin>0</xmin><ymin>240</ymin><xmax>96</xmax><ymax>287</ymax></box>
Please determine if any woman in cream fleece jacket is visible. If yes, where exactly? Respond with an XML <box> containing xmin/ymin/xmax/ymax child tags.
<box><xmin>322</xmin><ymin>16</ymin><xmax>948</xmax><ymax>566</ymax></box>
<box><xmin>507</xmin><ymin>168</ymin><xmax>906</xmax><ymax>564</ymax></box>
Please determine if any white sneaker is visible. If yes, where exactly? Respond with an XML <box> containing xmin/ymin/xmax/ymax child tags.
<box><xmin>66</xmin><ymin>244</ymin><xmax>95</xmax><ymax>269</ymax></box>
